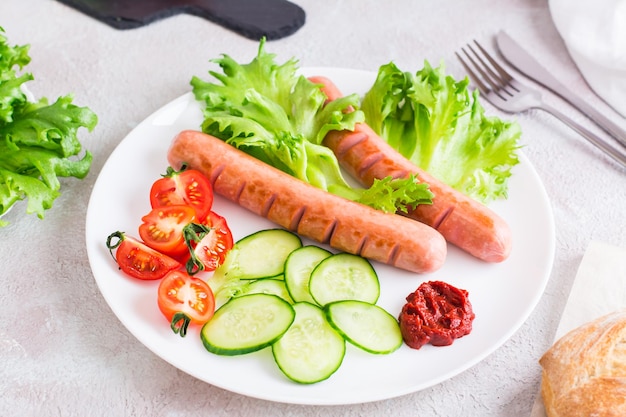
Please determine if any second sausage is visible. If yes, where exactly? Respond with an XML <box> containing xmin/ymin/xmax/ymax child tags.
<box><xmin>310</xmin><ymin>75</ymin><xmax>513</xmax><ymax>263</ymax></box>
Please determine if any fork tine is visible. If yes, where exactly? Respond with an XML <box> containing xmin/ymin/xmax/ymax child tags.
<box><xmin>458</xmin><ymin>45</ymin><xmax>507</xmax><ymax>98</ymax></box>
<box><xmin>456</xmin><ymin>40</ymin><xmax>518</xmax><ymax>100</ymax></box>
<box><xmin>455</xmin><ymin>51</ymin><xmax>490</xmax><ymax>94</ymax></box>
<box><xmin>464</xmin><ymin>44</ymin><xmax>513</xmax><ymax>98</ymax></box>
<box><xmin>472</xmin><ymin>40</ymin><xmax>520</xmax><ymax>93</ymax></box>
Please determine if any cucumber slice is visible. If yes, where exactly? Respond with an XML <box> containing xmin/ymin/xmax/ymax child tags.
<box><xmin>226</xmin><ymin>229</ymin><xmax>302</xmax><ymax>280</ymax></box>
<box><xmin>272</xmin><ymin>302</ymin><xmax>346</xmax><ymax>384</ymax></box>
<box><xmin>241</xmin><ymin>278</ymin><xmax>294</xmax><ymax>304</ymax></box>
<box><xmin>325</xmin><ymin>300</ymin><xmax>402</xmax><ymax>354</ymax></box>
<box><xmin>284</xmin><ymin>245</ymin><xmax>332</xmax><ymax>304</ymax></box>
<box><xmin>201</xmin><ymin>293</ymin><xmax>295</xmax><ymax>355</ymax></box>
<box><xmin>309</xmin><ymin>253</ymin><xmax>380</xmax><ymax>306</ymax></box>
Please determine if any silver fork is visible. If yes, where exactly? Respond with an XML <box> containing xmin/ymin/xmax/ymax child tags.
<box><xmin>456</xmin><ymin>40</ymin><xmax>626</xmax><ymax>168</ymax></box>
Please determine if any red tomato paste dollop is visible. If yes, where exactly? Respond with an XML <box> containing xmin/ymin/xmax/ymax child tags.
<box><xmin>399</xmin><ymin>280</ymin><xmax>475</xmax><ymax>349</ymax></box>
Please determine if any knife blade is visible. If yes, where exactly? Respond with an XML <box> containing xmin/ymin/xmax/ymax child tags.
<box><xmin>495</xmin><ymin>30</ymin><xmax>626</xmax><ymax>148</ymax></box>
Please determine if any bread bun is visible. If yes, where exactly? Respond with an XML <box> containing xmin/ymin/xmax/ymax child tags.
<box><xmin>539</xmin><ymin>309</ymin><xmax>626</xmax><ymax>417</ymax></box>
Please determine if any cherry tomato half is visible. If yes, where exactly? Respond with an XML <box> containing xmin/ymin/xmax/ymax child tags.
<box><xmin>195</xmin><ymin>211</ymin><xmax>234</xmax><ymax>271</ymax></box>
<box><xmin>106</xmin><ymin>231</ymin><xmax>181</xmax><ymax>280</ymax></box>
<box><xmin>183</xmin><ymin>211</ymin><xmax>234</xmax><ymax>274</ymax></box>
<box><xmin>157</xmin><ymin>270</ymin><xmax>215</xmax><ymax>337</ymax></box>
<box><xmin>139</xmin><ymin>205</ymin><xmax>196</xmax><ymax>258</ymax></box>
<box><xmin>150</xmin><ymin>167</ymin><xmax>214</xmax><ymax>223</ymax></box>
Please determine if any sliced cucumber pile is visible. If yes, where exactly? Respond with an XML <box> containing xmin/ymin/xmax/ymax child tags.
<box><xmin>201</xmin><ymin>228</ymin><xmax>402</xmax><ymax>383</ymax></box>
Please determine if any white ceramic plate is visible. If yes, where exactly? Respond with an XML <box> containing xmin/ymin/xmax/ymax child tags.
<box><xmin>85</xmin><ymin>68</ymin><xmax>555</xmax><ymax>405</ymax></box>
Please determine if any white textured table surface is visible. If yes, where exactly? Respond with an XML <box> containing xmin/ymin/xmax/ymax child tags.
<box><xmin>2</xmin><ymin>1</ymin><xmax>625</xmax><ymax>416</ymax></box>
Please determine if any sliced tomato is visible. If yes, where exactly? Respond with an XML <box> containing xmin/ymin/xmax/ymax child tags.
<box><xmin>196</xmin><ymin>211</ymin><xmax>234</xmax><ymax>271</ymax></box>
<box><xmin>183</xmin><ymin>211</ymin><xmax>234</xmax><ymax>274</ymax></box>
<box><xmin>139</xmin><ymin>205</ymin><xmax>196</xmax><ymax>258</ymax></box>
<box><xmin>157</xmin><ymin>270</ymin><xmax>215</xmax><ymax>337</ymax></box>
<box><xmin>106</xmin><ymin>231</ymin><xmax>181</xmax><ymax>280</ymax></box>
<box><xmin>150</xmin><ymin>166</ymin><xmax>213</xmax><ymax>223</ymax></box>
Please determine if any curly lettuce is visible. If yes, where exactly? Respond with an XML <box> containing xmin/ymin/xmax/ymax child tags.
<box><xmin>362</xmin><ymin>61</ymin><xmax>521</xmax><ymax>203</ymax></box>
<box><xmin>0</xmin><ymin>28</ymin><xmax>97</xmax><ymax>226</ymax></box>
<box><xmin>191</xmin><ymin>38</ymin><xmax>433</xmax><ymax>213</ymax></box>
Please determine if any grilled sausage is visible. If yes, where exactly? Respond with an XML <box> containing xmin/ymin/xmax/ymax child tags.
<box><xmin>310</xmin><ymin>76</ymin><xmax>512</xmax><ymax>263</ymax></box>
<box><xmin>167</xmin><ymin>130</ymin><xmax>448</xmax><ymax>274</ymax></box>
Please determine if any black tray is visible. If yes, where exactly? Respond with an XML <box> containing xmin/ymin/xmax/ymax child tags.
<box><xmin>57</xmin><ymin>0</ymin><xmax>306</xmax><ymax>40</ymax></box>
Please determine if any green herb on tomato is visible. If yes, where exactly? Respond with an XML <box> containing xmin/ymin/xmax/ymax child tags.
<box><xmin>182</xmin><ymin>211</ymin><xmax>234</xmax><ymax>275</ymax></box>
<box><xmin>361</xmin><ymin>61</ymin><xmax>521</xmax><ymax>204</ymax></box>
<box><xmin>190</xmin><ymin>38</ymin><xmax>433</xmax><ymax>214</ymax></box>
<box><xmin>0</xmin><ymin>27</ymin><xmax>97</xmax><ymax>226</ymax></box>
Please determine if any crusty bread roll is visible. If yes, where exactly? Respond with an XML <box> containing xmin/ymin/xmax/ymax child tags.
<box><xmin>539</xmin><ymin>309</ymin><xmax>626</xmax><ymax>417</ymax></box>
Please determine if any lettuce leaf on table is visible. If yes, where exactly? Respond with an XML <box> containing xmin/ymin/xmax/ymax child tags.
<box><xmin>361</xmin><ymin>61</ymin><xmax>521</xmax><ymax>204</ymax></box>
<box><xmin>190</xmin><ymin>39</ymin><xmax>433</xmax><ymax>214</ymax></box>
<box><xmin>0</xmin><ymin>28</ymin><xmax>97</xmax><ymax>227</ymax></box>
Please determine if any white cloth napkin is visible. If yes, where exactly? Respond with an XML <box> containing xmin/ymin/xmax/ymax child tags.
<box><xmin>530</xmin><ymin>240</ymin><xmax>626</xmax><ymax>416</ymax></box>
<box><xmin>549</xmin><ymin>0</ymin><xmax>626</xmax><ymax>118</ymax></box>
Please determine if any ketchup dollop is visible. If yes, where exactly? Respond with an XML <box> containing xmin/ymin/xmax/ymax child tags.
<box><xmin>398</xmin><ymin>280</ymin><xmax>475</xmax><ymax>349</ymax></box>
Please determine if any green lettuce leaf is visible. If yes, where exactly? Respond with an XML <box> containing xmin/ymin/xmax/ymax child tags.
<box><xmin>0</xmin><ymin>28</ymin><xmax>31</xmax><ymax>125</ymax></box>
<box><xmin>191</xmin><ymin>38</ymin><xmax>433</xmax><ymax>212</ymax></box>
<box><xmin>0</xmin><ymin>28</ymin><xmax>97</xmax><ymax>226</ymax></box>
<box><xmin>362</xmin><ymin>61</ymin><xmax>521</xmax><ymax>203</ymax></box>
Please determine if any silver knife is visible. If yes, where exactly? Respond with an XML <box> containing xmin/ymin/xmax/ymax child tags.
<box><xmin>496</xmin><ymin>30</ymin><xmax>626</xmax><ymax>148</ymax></box>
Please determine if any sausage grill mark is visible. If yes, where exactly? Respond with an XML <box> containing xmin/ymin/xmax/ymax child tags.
<box><xmin>354</xmin><ymin>235</ymin><xmax>368</xmax><ymax>259</ymax></box>
<box><xmin>359</xmin><ymin>152</ymin><xmax>385</xmax><ymax>178</ymax></box>
<box><xmin>387</xmin><ymin>244</ymin><xmax>401</xmax><ymax>268</ymax></box>
<box><xmin>320</xmin><ymin>217</ymin><xmax>338</xmax><ymax>245</ymax></box>
<box><xmin>431</xmin><ymin>206</ymin><xmax>454</xmax><ymax>230</ymax></box>
<box><xmin>290</xmin><ymin>206</ymin><xmax>307</xmax><ymax>233</ymax></box>
<box><xmin>332</xmin><ymin>130</ymin><xmax>384</xmax><ymax>177</ymax></box>
<box><xmin>208</xmin><ymin>163</ymin><xmax>225</xmax><ymax>185</ymax></box>
<box><xmin>330</xmin><ymin>130</ymin><xmax>366</xmax><ymax>158</ymax></box>
<box><xmin>261</xmin><ymin>192</ymin><xmax>277</xmax><ymax>218</ymax></box>
<box><xmin>235</xmin><ymin>180</ymin><xmax>246</xmax><ymax>203</ymax></box>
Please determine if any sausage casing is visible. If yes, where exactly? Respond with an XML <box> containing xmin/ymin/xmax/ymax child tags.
<box><xmin>167</xmin><ymin>130</ymin><xmax>448</xmax><ymax>273</ymax></box>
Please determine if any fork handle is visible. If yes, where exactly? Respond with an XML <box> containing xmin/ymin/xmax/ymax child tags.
<box><xmin>540</xmin><ymin>103</ymin><xmax>626</xmax><ymax>168</ymax></box>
